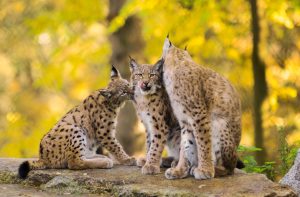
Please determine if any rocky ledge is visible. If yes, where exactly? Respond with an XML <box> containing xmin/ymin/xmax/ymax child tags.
<box><xmin>0</xmin><ymin>158</ymin><xmax>296</xmax><ymax>197</ymax></box>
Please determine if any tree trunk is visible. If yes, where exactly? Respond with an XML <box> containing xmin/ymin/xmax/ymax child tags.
<box><xmin>107</xmin><ymin>0</ymin><xmax>144</xmax><ymax>155</ymax></box>
<box><xmin>249</xmin><ymin>0</ymin><xmax>268</xmax><ymax>164</ymax></box>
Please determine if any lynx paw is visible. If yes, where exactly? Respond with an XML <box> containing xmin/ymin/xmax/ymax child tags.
<box><xmin>121</xmin><ymin>157</ymin><xmax>137</xmax><ymax>166</ymax></box>
<box><xmin>137</xmin><ymin>157</ymin><xmax>146</xmax><ymax>167</ymax></box>
<box><xmin>104</xmin><ymin>158</ymin><xmax>114</xmax><ymax>169</ymax></box>
<box><xmin>191</xmin><ymin>167</ymin><xmax>215</xmax><ymax>180</ymax></box>
<box><xmin>142</xmin><ymin>163</ymin><xmax>160</xmax><ymax>175</ymax></box>
<box><xmin>165</xmin><ymin>167</ymin><xmax>189</xmax><ymax>179</ymax></box>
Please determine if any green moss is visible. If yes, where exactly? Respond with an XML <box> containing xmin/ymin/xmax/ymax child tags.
<box><xmin>0</xmin><ymin>171</ymin><xmax>21</xmax><ymax>184</ymax></box>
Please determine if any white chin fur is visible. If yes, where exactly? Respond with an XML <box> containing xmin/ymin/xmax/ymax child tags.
<box><xmin>140</xmin><ymin>87</ymin><xmax>156</xmax><ymax>95</ymax></box>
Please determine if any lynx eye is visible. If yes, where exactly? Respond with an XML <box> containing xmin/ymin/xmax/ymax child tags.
<box><xmin>135</xmin><ymin>73</ymin><xmax>142</xmax><ymax>78</ymax></box>
<box><xmin>149</xmin><ymin>73</ymin><xmax>156</xmax><ymax>78</ymax></box>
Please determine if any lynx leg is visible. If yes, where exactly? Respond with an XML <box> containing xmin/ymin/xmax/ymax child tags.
<box><xmin>66</xmin><ymin>128</ymin><xmax>113</xmax><ymax>169</ymax></box>
<box><xmin>190</xmin><ymin>113</ymin><xmax>215</xmax><ymax>180</ymax></box>
<box><xmin>68</xmin><ymin>157</ymin><xmax>113</xmax><ymax>169</ymax></box>
<box><xmin>223</xmin><ymin>117</ymin><xmax>241</xmax><ymax>174</ymax></box>
<box><xmin>136</xmin><ymin>129</ymin><xmax>152</xmax><ymax>168</ymax></box>
<box><xmin>97</xmin><ymin>129</ymin><xmax>136</xmax><ymax>166</ymax></box>
<box><xmin>145</xmin><ymin>129</ymin><xmax>151</xmax><ymax>154</ymax></box>
<box><xmin>142</xmin><ymin>118</ymin><xmax>169</xmax><ymax>175</ymax></box>
<box><xmin>212</xmin><ymin>116</ymin><xmax>238</xmax><ymax>176</ymax></box>
<box><xmin>165</xmin><ymin>123</ymin><xmax>191</xmax><ymax>179</ymax></box>
<box><xmin>165</xmin><ymin>147</ymin><xmax>189</xmax><ymax>179</ymax></box>
<box><xmin>221</xmin><ymin>145</ymin><xmax>237</xmax><ymax>175</ymax></box>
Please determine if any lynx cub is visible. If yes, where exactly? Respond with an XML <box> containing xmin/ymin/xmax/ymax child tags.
<box><xmin>129</xmin><ymin>57</ymin><xmax>182</xmax><ymax>175</ymax></box>
<box><xmin>162</xmin><ymin>37</ymin><xmax>242</xmax><ymax>180</ymax></box>
<box><xmin>18</xmin><ymin>66</ymin><xmax>136</xmax><ymax>179</ymax></box>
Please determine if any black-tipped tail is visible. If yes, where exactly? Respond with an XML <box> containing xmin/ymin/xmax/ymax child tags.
<box><xmin>18</xmin><ymin>161</ymin><xmax>30</xmax><ymax>179</ymax></box>
<box><xmin>236</xmin><ymin>159</ymin><xmax>245</xmax><ymax>169</ymax></box>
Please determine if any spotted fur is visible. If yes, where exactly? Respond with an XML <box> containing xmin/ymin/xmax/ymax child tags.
<box><xmin>162</xmin><ymin>37</ymin><xmax>242</xmax><ymax>180</ymax></box>
<box><xmin>18</xmin><ymin>66</ymin><xmax>136</xmax><ymax>179</ymax></box>
<box><xmin>129</xmin><ymin>58</ymin><xmax>181</xmax><ymax>175</ymax></box>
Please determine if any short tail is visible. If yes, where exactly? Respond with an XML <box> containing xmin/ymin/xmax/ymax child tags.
<box><xmin>236</xmin><ymin>158</ymin><xmax>245</xmax><ymax>169</ymax></box>
<box><xmin>18</xmin><ymin>160</ymin><xmax>46</xmax><ymax>179</ymax></box>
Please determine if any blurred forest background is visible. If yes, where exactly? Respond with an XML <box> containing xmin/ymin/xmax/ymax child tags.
<box><xmin>0</xmin><ymin>0</ymin><xmax>300</xmax><ymax>179</ymax></box>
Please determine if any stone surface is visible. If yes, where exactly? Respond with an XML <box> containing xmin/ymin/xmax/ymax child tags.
<box><xmin>280</xmin><ymin>149</ymin><xmax>300</xmax><ymax>195</ymax></box>
<box><xmin>0</xmin><ymin>158</ymin><xmax>297</xmax><ymax>197</ymax></box>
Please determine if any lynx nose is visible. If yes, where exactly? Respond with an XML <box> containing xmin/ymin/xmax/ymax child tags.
<box><xmin>141</xmin><ymin>82</ymin><xmax>151</xmax><ymax>91</ymax></box>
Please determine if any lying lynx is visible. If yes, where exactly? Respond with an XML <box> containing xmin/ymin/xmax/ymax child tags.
<box><xmin>162</xmin><ymin>37</ymin><xmax>242</xmax><ymax>180</ymax></box>
<box><xmin>18</xmin><ymin>66</ymin><xmax>136</xmax><ymax>179</ymax></box>
<box><xmin>129</xmin><ymin>57</ymin><xmax>182</xmax><ymax>174</ymax></box>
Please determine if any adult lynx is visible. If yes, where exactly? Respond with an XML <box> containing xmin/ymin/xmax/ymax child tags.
<box><xmin>162</xmin><ymin>37</ymin><xmax>242</xmax><ymax>180</ymax></box>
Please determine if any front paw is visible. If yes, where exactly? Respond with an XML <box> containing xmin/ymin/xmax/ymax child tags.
<box><xmin>191</xmin><ymin>167</ymin><xmax>215</xmax><ymax>180</ymax></box>
<box><xmin>104</xmin><ymin>158</ymin><xmax>114</xmax><ymax>168</ymax></box>
<box><xmin>137</xmin><ymin>157</ymin><xmax>146</xmax><ymax>167</ymax></box>
<box><xmin>165</xmin><ymin>167</ymin><xmax>189</xmax><ymax>179</ymax></box>
<box><xmin>142</xmin><ymin>163</ymin><xmax>160</xmax><ymax>175</ymax></box>
<box><xmin>121</xmin><ymin>157</ymin><xmax>137</xmax><ymax>166</ymax></box>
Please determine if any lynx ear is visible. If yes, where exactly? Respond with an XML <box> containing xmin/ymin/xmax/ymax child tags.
<box><xmin>166</xmin><ymin>33</ymin><xmax>172</xmax><ymax>46</ymax></box>
<box><xmin>111</xmin><ymin>65</ymin><xmax>120</xmax><ymax>80</ymax></box>
<box><xmin>166</xmin><ymin>34</ymin><xmax>172</xmax><ymax>47</ymax></box>
<box><xmin>162</xmin><ymin>36</ymin><xmax>172</xmax><ymax>58</ymax></box>
<box><xmin>129</xmin><ymin>56</ymin><xmax>138</xmax><ymax>71</ymax></box>
<box><xmin>154</xmin><ymin>58</ymin><xmax>164</xmax><ymax>72</ymax></box>
<box><xmin>99</xmin><ymin>89</ymin><xmax>111</xmax><ymax>98</ymax></box>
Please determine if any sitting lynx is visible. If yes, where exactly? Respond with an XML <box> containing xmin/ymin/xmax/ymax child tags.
<box><xmin>162</xmin><ymin>37</ymin><xmax>242</xmax><ymax>180</ymax></box>
<box><xmin>129</xmin><ymin>57</ymin><xmax>182</xmax><ymax>175</ymax></box>
<box><xmin>18</xmin><ymin>66</ymin><xmax>136</xmax><ymax>179</ymax></box>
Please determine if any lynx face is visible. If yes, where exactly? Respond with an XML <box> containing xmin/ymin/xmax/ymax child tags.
<box><xmin>129</xmin><ymin>58</ymin><xmax>164</xmax><ymax>95</ymax></box>
<box><xmin>100</xmin><ymin>66</ymin><xmax>134</xmax><ymax>105</ymax></box>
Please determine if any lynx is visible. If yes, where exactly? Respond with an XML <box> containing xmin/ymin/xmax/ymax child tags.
<box><xmin>129</xmin><ymin>57</ymin><xmax>182</xmax><ymax>175</ymax></box>
<box><xmin>162</xmin><ymin>37</ymin><xmax>242</xmax><ymax>180</ymax></box>
<box><xmin>18</xmin><ymin>66</ymin><xmax>136</xmax><ymax>179</ymax></box>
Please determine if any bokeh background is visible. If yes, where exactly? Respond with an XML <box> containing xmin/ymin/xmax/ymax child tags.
<box><xmin>1</xmin><ymin>0</ymin><xmax>299</xmax><ymax>179</ymax></box>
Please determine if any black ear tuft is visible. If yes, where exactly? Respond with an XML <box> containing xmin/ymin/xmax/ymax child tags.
<box><xmin>166</xmin><ymin>34</ymin><xmax>172</xmax><ymax>47</ymax></box>
<box><xmin>18</xmin><ymin>161</ymin><xmax>30</xmax><ymax>179</ymax></box>
<box><xmin>184</xmin><ymin>45</ymin><xmax>188</xmax><ymax>50</ymax></box>
<box><xmin>111</xmin><ymin>65</ymin><xmax>120</xmax><ymax>79</ymax></box>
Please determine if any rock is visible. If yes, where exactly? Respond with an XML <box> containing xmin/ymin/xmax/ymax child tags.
<box><xmin>41</xmin><ymin>176</ymin><xmax>91</xmax><ymax>195</ymax></box>
<box><xmin>0</xmin><ymin>184</ymin><xmax>58</xmax><ymax>197</ymax></box>
<box><xmin>280</xmin><ymin>149</ymin><xmax>300</xmax><ymax>195</ymax></box>
<box><xmin>0</xmin><ymin>158</ymin><xmax>297</xmax><ymax>196</ymax></box>
<box><xmin>43</xmin><ymin>176</ymin><xmax>75</xmax><ymax>188</ymax></box>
